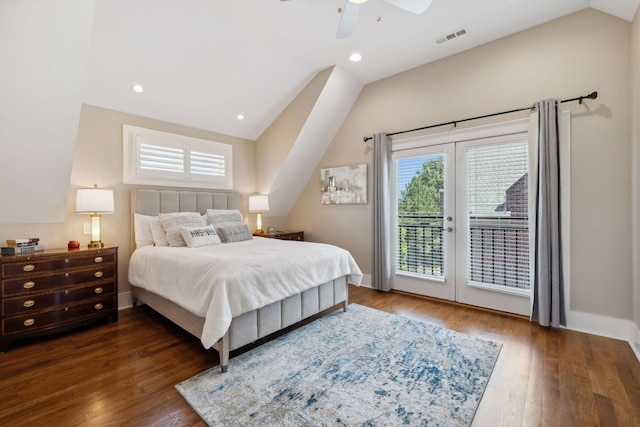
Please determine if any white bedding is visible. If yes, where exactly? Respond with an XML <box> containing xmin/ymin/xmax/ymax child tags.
<box><xmin>128</xmin><ymin>237</ymin><xmax>362</xmax><ymax>348</ymax></box>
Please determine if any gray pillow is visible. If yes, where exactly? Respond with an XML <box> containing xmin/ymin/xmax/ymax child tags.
<box><xmin>159</xmin><ymin>212</ymin><xmax>207</xmax><ymax>247</ymax></box>
<box><xmin>216</xmin><ymin>223</ymin><xmax>253</xmax><ymax>243</ymax></box>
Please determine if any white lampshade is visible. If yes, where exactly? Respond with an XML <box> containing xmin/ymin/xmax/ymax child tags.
<box><xmin>249</xmin><ymin>195</ymin><xmax>269</xmax><ymax>213</ymax></box>
<box><xmin>75</xmin><ymin>187</ymin><xmax>115</xmax><ymax>214</ymax></box>
<box><xmin>75</xmin><ymin>185</ymin><xmax>114</xmax><ymax>248</ymax></box>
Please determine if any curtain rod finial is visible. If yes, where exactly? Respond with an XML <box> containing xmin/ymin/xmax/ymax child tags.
<box><xmin>363</xmin><ymin>136</ymin><xmax>372</xmax><ymax>143</ymax></box>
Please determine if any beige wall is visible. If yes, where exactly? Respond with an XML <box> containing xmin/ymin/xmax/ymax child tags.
<box><xmin>288</xmin><ymin>9</ymin><xmax>634</xmax><ymax>320</ymax></box>
<box><xmin>0</xmin><ymin>104</ymin><xmax>256</xmax><ymax>295</ymax></box>
<box><xmin>632</xmin><ymin>8</ymin><xmax>640</xmax><ymax>330</ymax></box>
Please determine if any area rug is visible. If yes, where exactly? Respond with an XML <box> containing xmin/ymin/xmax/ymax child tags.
<box><xmin>175</xmin><ymin>304</ymin><xmax>501</xmax><ymax>426</ymax></box>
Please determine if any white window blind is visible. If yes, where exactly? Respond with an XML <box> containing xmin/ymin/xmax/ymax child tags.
<box><xmin>138</xmin><ymin>143</ymin><xmax>183</xmax><ymax>175</ymax></box>
<box><xmin>465</xmin><ymin>140</ymin><xmax>530</xmax><ymax>290</ymax></box>
<box><xmin>395</xmin><ymin>154</ymin><xmax>445</xmax><ymax>279</ymax></box>
<box><xmin>123</xmin><ymin>125</ymin><xmax>232</xmax><ymax>190</ymax></box>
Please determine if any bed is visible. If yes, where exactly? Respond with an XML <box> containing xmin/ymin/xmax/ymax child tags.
<box><xmin>128</xmin><ymin>189</ymin><xmax>362</xmax><ymax>372</ymax></box>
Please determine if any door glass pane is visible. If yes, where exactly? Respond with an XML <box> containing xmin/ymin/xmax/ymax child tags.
<box><xmin>396</xmin><ymin>154</ymin><xmax>445</xmax><ymax>278</ymax></box>
<box><xmin>466</xmin><ymin>141</ymin><xmax>530</xmax><ymax>291</ymax></box>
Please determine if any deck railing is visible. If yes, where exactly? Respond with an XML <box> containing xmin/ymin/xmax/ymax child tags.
<box><xmin>397</xmin><ymin>214</ymin><xmax>529</xmax><ymax>289</ymax></box>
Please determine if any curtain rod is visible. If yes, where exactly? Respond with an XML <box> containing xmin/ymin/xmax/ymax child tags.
<box><xmin>362</xmin><ymin>91</ymin><xmax>598</xmax><ymax>143</ymax></box>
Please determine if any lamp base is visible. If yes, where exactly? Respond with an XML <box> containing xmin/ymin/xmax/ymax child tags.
<box><xmin>88</xmin><ymin>241</ymin><xmax>104</xmax><ymax>248</ymax></box>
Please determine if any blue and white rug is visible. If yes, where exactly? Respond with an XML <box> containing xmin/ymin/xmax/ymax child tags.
<box><xmin>176</xmin><ymin>304</ymin><xmax>501</xmax><ymax>426</ymax></box>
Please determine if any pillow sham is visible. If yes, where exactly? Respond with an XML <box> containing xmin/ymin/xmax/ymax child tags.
<box><xmin>159</xmin><ymin>212</ymin><xmax>207</xmax><ymax>247</ymax></box>
<box><xmin>216</xmin><ymin>223</ymin><xmax>253</xmax><ymax>243</ymax></box>
<box><xmin>206</xmin><ymin>209</ymin><xmax>243</xmax><ymax>226</ymax></box>
<box><xmin>148</xmin><ymin>216</ymin><xmax>169</xmax><ymax>246</ymax></box>
<box><xmin>133</xmin><ymin>213</ymin><xmax>155</xmax><ymax>248</ymax></box>
<box><xmin>179</xmin><ymin>224</ymin><xmax>222</xmax><ymax>247</ymax></box>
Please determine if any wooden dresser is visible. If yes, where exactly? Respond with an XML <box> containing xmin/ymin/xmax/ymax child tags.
<box><xmin>0</xmin><ymin>246</ymin><xmax>118</xmax><ymax>352</ymax></box>
<box><xmin>253</xmin><ymin>230</ymin><xmax>304</xmax><ymax>241</ymax></box>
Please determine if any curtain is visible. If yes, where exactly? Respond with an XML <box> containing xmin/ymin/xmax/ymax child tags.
<box><xmin>529</xmin><ymin>100</ymin><xmax>566</xmax><ymax>327</ymax></box>
<box><xmin>372</xmin><ymin>132</ymin><xmax>392</xmax><ymax>291</ymax></box>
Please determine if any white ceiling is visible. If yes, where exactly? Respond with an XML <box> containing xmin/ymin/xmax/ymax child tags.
<box><xmin>83</xmin><ymin>0</ymin><xmax>640</xmax><ymax>141</ymax></box>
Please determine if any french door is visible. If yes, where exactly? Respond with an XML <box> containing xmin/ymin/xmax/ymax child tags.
<box><xmin>391</xmin><ymin>129</ymin><xmax>532</xmax><ymax>316</ymax></box>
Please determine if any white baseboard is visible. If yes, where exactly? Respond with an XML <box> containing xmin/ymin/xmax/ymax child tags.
<box><xmin>118</xmin><ymin>291</ymin><xmax>133</xmax><ymax>310</ymax></box>
<box><xmin>565</xmin><ymin>310</ymin><xmax>640</xmax><ymax>363</ymax></box>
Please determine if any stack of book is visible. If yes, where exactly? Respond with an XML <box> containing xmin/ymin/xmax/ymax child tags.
<box><xmin>1</xmin><ymin>238</ymin><xmax>44</xmax><ymax>255</ymax></box>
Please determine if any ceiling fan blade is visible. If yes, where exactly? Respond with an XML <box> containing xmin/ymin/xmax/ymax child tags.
<box><xmin>336</xmin><ymin>1</ymin><xmax>360</xmax><ymax>39</ymax></box>
<box><xmin>384</xmin><ymin>0</ymin><xmax>432</xmax><ymax>15</ymax></box>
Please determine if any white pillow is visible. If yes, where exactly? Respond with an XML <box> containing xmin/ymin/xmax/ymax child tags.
<box><xmin>148</xmin><ymin>216</ymin><xmax>169</xmax><ymax>247</ymax></box>
<box><xmin>206</xmin><ymin>209</ymin><xmax>243</xmax><ymax>226</ymax></box>
<box><xmin>133</xmin><ymin>213</ymin><xmax>155</xmax><ymax>248</ymax></box>
<box><xmin>159</xmin><ymin>212</ymin><xmax>207</xmax><ymax>247</ymax></box>
<box><xmin>179</xmin><ymin>224</ymin><xmax>222</xmax><ymax>247</ymax></box>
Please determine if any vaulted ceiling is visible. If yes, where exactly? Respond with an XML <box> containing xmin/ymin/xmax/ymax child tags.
<box><xmin>1</xmin><ymin>0</ymin><xmax>638</xmax><ymax>224</ymax></box>
<box><xmin>84</xmin><ymin>0</ymin><xmax>640</xmax><ymax>141</ymax></box>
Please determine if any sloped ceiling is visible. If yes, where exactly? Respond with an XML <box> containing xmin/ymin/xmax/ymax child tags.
<box><xmin>1</xmin><ymin>0</ymin><xmax>639</xmax><ymax>224</ymax></box>
<box><xmin>83</xmin><ymin>0</ymin><xmax>640</xmax><ymax>141</ymax></box>
<box><xmin>0</xmin><ymin>0</ymin><xmax>96</xmax><ymax>224</ymax></box>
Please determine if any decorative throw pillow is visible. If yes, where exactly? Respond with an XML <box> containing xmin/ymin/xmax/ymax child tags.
<box><xmin>133</xmin><ymin>213</ymin><xmax>155</xmax><ymax>248</ymax></box>
<box><xmin>206</xmin><ymin>209</ymin><xmax>243</xmax><ymax>226</ymax></box>
<box><xmin>159</xmin><ymin>212</ymin><xmax>207</xmax><ymax>247</ymax></box>
<box><xmin>216</xmin><ymin>223</ymin><xmax>253</xmax><ymax>243</ymax></box>
<box><xmin>148</xmin><ymin>216</ymin><xmax>169</xmax><ymax>247</ymax></box>
<box><xmin>179</xmin><ymin>225</ymin><xmax>222</xmax><ymax>247</ymax></box>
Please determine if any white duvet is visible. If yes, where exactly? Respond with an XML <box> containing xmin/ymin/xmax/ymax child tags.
<box><xmin>128</xmin><ymin>237</ymin><xmax>362</xmax><ymax>348</ymax></box>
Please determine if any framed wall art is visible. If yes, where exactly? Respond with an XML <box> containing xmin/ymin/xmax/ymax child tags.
<box><xmin>320</xmin><ymin>164</ymin><xmax>367</xmax><ymax>204</ymax></box>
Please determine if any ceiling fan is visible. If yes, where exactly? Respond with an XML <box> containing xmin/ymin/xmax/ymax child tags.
<box><xmin>336</xmin><ymin>0</ymin><xmax>433</xmax><ymax>39</ymax></box>
<box><xmin>281</xmin><ymin>0</ymin><xmax>433</xmax><ymax>39</ymax></box>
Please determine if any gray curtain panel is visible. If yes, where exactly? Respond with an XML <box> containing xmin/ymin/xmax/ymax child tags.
<box><xmin>531</xmin><ymin>99</ymin><xmax>566</xmax><ymax>327</ymax></box>
<box><xmin>372</xmin><ymin>132</ymin><xmax>392</xmax><ymax>291</ymax></box>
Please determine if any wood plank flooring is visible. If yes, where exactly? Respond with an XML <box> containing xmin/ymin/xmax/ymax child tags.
<box><xmin>1</xmin><ymin>285</ymin><xmax>639</xmax><ymax>426</ymax></box>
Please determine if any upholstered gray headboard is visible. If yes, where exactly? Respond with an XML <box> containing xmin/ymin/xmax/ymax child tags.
<box><xmin>130</xmin><ymin>189</ymin><xmax>242</xmax><ymax>250</ymax></box>
<box><xmin>131</xmin><ymin>189</ymin><xmax>242</xmax><ymax>216</ymax></box>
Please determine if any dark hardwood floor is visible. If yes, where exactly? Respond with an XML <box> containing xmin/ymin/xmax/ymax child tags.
<box><xmin>1</xmin><ymin>285</ymin><xmax>639</xmax><ymax>426</ymax></box>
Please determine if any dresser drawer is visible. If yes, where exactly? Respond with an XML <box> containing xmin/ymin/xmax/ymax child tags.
<box><xmin>2</xmin><ymin>265</ymin><xmax>115</xmax><ymax>297</ymax></box>
<box><xmin>1</xmin><ymin>250</ymin><xmax>116</xmax><ymax>278</ymax></box>
<box><xmin>2</xmin><ymin>295</ymin><xmax>116</xmax><ymax>335</ymax></box>
<box><xmin>2</xmin><ymin>281</ymin><xmax>115</xmax><ymax>316</ymax></box>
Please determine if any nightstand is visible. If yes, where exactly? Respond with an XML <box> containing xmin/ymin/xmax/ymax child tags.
<box><xmin>0</xmin><ymin>246</ymin><xmax>118</xmax><ymax>352</ymax></box>
<box><xmin>253</xmin><ymin>230</ymin><xmax>304</xmax><ymax>241</ymax></box>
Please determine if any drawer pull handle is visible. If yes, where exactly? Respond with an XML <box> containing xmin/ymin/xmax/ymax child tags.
<box><xmin>94</xmin><ymin>287</ymin><xmax>104</xmax><ymax>294</ymax></box>
<box><xmin>23</xmin><ymin>265</ymin><xmax>35</xmax><ymax>272</ymax></box>
<box><xmin>64</xmin><ymin>273</ymin><xmax>70</xmax><ymax>278</ymax></box>
<box><xmin>94</xmin><ymin>271</ymin><xmax>104</xmax><ymax>278</ymax></box>
<box><xmin>23</xmin><ymin>281</ymin><xmax>35</xmax><ymax>289</ymax></box>
<box><xmin>65</xmin><ymin>307</ymin><xmax>69</xmax><ymax>312</ymax></box>
<box><xmin>64</xmin><ymin>259</ymin><xmax>70</xmax><ymax>263</ymax></box>
<box><xmin>64</xmin><ymin>290</ymin><xmax>70</xmax><ymax>295</ymax></box>
<box><xmin>94</xmin><ymin>256</ymin><xmax>104</xmax><ymax>263</ymax></box>
<box><xmin>94</xmin><ymin>303</ymin><xmax>103</xmax><ymax>310</ymax></box>
<box><xmin>23</xmin><ymin>318</ymin><xmax>35</xmax><ymax>327</ymax></box>
<box><xmin>23</xmin><ymin>300</ymin><xmax>35</xmax><ymax>308</ymax></box>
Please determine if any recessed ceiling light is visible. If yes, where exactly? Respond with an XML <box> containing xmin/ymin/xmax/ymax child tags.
<box><xmin>236</xmin><ymin>114</ymin><xmax>245</xmax><ymax>121</ymax></box>
<box><xmin>131</xmin><ymin>83</ymin><xmax>144</xmax><ymax>93</ymax></box>
<box><xmin>349</xmin><ymin>52</ymin><xmax>362</xmax><ymax>62</ymax></box>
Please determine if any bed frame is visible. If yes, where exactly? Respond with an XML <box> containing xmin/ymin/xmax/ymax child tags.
<box><xmin>130</xmin><ymin>189</ymin><xmax>348</xmax><ymax>372</ymax></box>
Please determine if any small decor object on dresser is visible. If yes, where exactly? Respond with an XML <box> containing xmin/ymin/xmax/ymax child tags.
<box><xmin>253</xmin><ymin>230</ymin><xmax>304</xmax><ymax>241</ymax></box>
<box><xmin>1</xmin><ymin>238</ymin><xmax>44</xmax><ymax>255</ymax></box>
<box><xmin>0</xmin><ymin>246</ymin><xmax>118</xmax><ymax>352</ymax></box>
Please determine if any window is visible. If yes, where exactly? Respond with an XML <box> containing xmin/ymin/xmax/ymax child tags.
<box><xmin>464</xmin><ymin>139</ymin><xmax>530</xmax><ymax>292</ymax></box>
<box><xmin>395</xmin><ymin>152</ymin><xmax>446</xmax><ymax>279</ymax></box>
<box><xmin>123</xmin><ymin>125</ymin><xmax>232</xmax><ymax>190</ymax></box>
